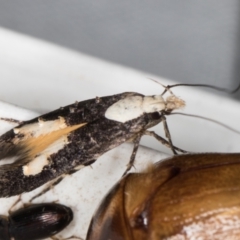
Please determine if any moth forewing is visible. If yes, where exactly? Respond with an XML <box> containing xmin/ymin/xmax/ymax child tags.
<box><xmin>0</xmin><ymin>91</ymin><xmax>184</xmax><ymax>197</ymax></box>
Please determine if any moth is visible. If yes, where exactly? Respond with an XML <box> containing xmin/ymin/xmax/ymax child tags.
<box><xmin>0</xmin><ymin>90</ymin><xmax>185</xmax><ymax>198</ymax></box>
<box><xmin>0</xmin><ymin>202</ymin><xmax>73</xmax><ymax>240</ymax></box>
<box><xmin>86</xmin><ymin>153</ymin><xmax>240</xmax><ymax>240</ymax></box>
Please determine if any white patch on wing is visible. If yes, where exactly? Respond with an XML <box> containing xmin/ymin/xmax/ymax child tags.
<box><xmin>22</xmin><ymin>135</ymin><xmax>69</xmax><ymax>176</ymax></box>
<box><xmin>0</xmin><ymin>156</ymin><xmax>19</xmax><ymax>166</ymax></box>
<box><xmin>105</xmin><ymin>95</ymin><xmax>165</xmax><ymax>123</ymax></box>
<box><xmin>142</xmin><ymin>95</ymin><xmax>165</xmax><ymax>112</ymax></box>
<box><xmin>14</xmin><ymin>117</ymin><xmax>67</xmax><ymax>137</ymax></box>
<box><xmin>23</xmin><ymin>154</ymin><xmax>49</xmax><ymax>176</ymax></box>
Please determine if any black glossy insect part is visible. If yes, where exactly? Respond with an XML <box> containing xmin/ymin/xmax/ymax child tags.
<box><xmin>0</xmin><ymin>203</ymin><xmax>73</xmax><ymax>240</ymax></box>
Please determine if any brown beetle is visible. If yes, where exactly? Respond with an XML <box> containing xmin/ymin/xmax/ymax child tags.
<box><xmin>86</xmin><ymin>153</ymin><xmax>240</xmax><ymax>239</ymax></box>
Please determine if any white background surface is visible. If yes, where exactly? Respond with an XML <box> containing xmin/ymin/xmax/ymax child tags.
<box><xmin>0</xmin><ymin>28</ymin><xmax>240</xmax><ymax>239</ymax></box>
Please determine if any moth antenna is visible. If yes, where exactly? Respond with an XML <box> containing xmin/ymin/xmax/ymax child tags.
<box><xmin>165</xmin><ymin>83</ymin><xmax>240</xmax><ymax>94</ymax></box>
<box><xmin>148</xmin><ymin>78</ymin><xmax>174</xmax><ymax>95</ymax></box>
<box><xmin>170</xmin><ymin>112</ymin><xmax>240</xmax><ymax>135</ymax></box>
<box><xmin>148</xmin><ymin>77</ymin><xmax>240</xmax><ymax>94</ymax></box>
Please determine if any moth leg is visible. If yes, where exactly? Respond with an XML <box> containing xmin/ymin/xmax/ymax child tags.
<box><xmin>8</xmin><ymin>195</ymin><xmax>22</xmax><ymax>214</ymax></box>
<box><xmin>0</xmin><ymin>117</ymin><xmax>23</xmax><ymax>124</ymax></box>
<box><xmin>122</xmin><ymin>134</ymin><xmax>142</xmax><ymax>176</ymax></box>
<box><xmin>30</xmin><ymin>176</ymin><xmax>66</xmax><ymax>202</ymax></box>
<box><xmin>144</xmin><ymin>130</ymin><xmax>188</xmax><ymax>154</ymax></box>
<box><xmin>30</xmin><ymin>168</ymin><xmax>83</xmax><ymax>202</ymax></box>
<box><xmin>162</xmin><ymin>115</ymin><xmax>177</xmax><ymax>154</ymax></box>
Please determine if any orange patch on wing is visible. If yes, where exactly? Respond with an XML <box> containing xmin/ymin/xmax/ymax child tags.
<box><xmin>22</xmin><ymin>122</ymin><xmax>86</xmax><ymax>159</ymax></box>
